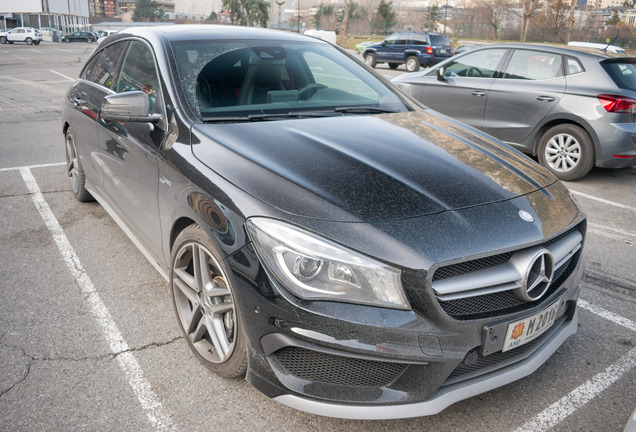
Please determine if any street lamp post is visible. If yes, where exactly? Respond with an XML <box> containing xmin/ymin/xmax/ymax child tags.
<box><xmin>297</xmin><ymin>0</ymin><xmax>300</xmax><ymax>32</ymax></box>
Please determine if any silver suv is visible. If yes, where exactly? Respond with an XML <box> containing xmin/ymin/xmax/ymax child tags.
<box><xmin>393</xmin><ymin>43</ymin><xmax>636</xmax><ymax>180</ymax></box>
<box><xmin>0</xmin><ymin>27</ymin><xmax>43</xmax><ymax>45</ymax></box>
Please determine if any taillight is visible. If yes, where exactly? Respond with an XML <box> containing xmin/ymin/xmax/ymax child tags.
<box><xmin>426</xmin><ymin>47</ymin><xmax>433</xmax><ymax>55</ymax></box>
<box><xmin>597</xmin><ymin>94</ymin><xmax>636</xmax><ymax>113</ymax></box>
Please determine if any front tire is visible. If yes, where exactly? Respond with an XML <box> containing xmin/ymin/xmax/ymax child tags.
<box><xmin>389</xmin><ymin>63</ymin><xmax>399</xmax><ymax>69</ymax></box>
<box><xmin>171</xmin><ymin>225</ymin><xmax>248</xmax><ymax>378</ymax></box>
<box><xmin>405</xmin><ymin>56</ymin><xmax>420</xmax><ymax>72</ymax></box>
<box><xmin>65</xmin><ymin>127</ymin><xmax>93</xmax><ymax>202</ymax></box>
<box><xmin>364</xmin><ymin>53</ymin><xmax>377</xmax><ymax>68</ymax></box>
<box><xmin>34</xmin><ymin>40</ymin><xmax>40</xmax><ymax>45</ymax></box>
<box><xmin>538</xmin><ymin>124</ymin><xmax>594</xmax><ymax>181</ymax></box>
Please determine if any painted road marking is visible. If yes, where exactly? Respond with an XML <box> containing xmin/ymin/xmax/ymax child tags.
<box><xmin>18</xmin><ymin>166</ymin><xmax>175</xmax><ymax>431</ymax></box>
<box><xmin>571</xmin><ymin>190</ymin><xmax>636</xmax><ymax>213</ymax></box>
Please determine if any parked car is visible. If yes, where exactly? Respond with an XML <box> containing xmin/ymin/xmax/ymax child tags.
<box><xmin>363</xmin><ymin>32</ymin><xmax>453</xmax><ymax>72</ymax></box>
<box><xmin>61</xmin><ymin>31</ymin><xmax>97</xmax><ymax>43</ymax></box>
<box><xmin>62</xmin><ymin>25</ymin><xmax>585</xmax><ymax>419</ymax></box>
<box><xmin>392</xmin><ymin>43</ymin><xmax>636</xmax><ymax>180</ymax></box>
<box><xmin>0</xmin><ymin>27</ymin><xmax>42</xmax><ymax>45</ymax></box>
<box><xmin>355</xmin><ymin>40</ymin><xmax>376</xmax><ymax>54</ymax></box>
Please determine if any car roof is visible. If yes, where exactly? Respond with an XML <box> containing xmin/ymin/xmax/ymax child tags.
<box><xmin>113</xmin><ymin>24</ymin><xmax>317</xmax><ymax>45</ymax></box>
<box><xmin>467</xmin><ymin>42</ymin><xmax>634</xmax><ymax>60</ymax></box>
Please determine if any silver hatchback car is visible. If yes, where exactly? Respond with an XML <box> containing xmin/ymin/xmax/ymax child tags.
<box><xmin>392</xmin><ymin>43</ymin><xmax>636</xmax><ymax>180</ymax></box>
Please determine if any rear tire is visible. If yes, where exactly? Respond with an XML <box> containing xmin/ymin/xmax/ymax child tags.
<box><xmin>0</xmin><ymin>36</ymin><xmax>7</xmax><ymax>44</ymax></box>
<box><xmin>406</xmin><ymin>56</ymin><xmax>420</xmax><ymax>72</ymax></box>
<box><xmin>364</xmin><ymin>53</ymin><xmax>377</xmax><ymax>68</ymax></box>
<box><xmin>538</xmin><ymin>124</ymin><xmax>594</xmax><ymax>181</ymax></box>
<box><xmin>26</xmin><ymin>38</ymin><xmax>33</xmax><ymax>45</ymax></box>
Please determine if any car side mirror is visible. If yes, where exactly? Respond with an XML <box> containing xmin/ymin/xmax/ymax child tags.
<box><xmin>436</xmin><ymin>67</ymin><xmax>446</xmax><ymax>81</ymax></box>
<box><xmin>101</xmin><ymin>91</ymin><xmax>162</xmax><ymax>123</ymax></box>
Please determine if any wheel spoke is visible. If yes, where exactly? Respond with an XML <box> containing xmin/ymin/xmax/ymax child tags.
<box><xmin>205</xmin><ymin>314</ymin><xmax>231</xmax><ymax>361</ymax></box>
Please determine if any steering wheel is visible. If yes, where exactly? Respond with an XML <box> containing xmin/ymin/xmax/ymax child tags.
<box><xmin>298</xmin><ymin>83</ymin><xmax>327</xmax><ymax>100</ymax></box>
<box><xmin>466</xmin><ymin>67</ymin><xmax>483</xmax><ymax>77</ymax></box>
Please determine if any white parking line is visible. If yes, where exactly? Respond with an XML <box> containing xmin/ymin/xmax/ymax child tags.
<box><xmin>514</xmin><ymin>300</ymin><xmax>636</xmax><ymax>432</ymax></box>
<box><xmin>570</xmin><ymin>190</ymin><xmax>636</xmax><ymax>213</ymax></box>
<box><xmin>49</xmin><ymin>69</ymin><xmax>75</xmax><ymax>82</ymax></box>
<box><xmin>588</xmin><ymin>223</ymin><xmax>636</xmax><ymax>243</ymax></box>
<box><xmin>18</xmin><ymin>166</ymin><xmax>175</xmax><ymax>431</ymax></box>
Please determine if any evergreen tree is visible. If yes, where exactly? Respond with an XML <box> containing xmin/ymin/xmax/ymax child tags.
<box><xmin>221</xmin><ymin>0</ymin><xmax>270</xmax><ymax>27</ymax></box>
<box><xmin>133</xmin><ymin>0</ymin><xmax>166</xmax><ymax>22</ymax></box>
<box><xmin>374</xmin><ymin>0</ymin><xmax>395</xmax><ymax>34</ymax></box>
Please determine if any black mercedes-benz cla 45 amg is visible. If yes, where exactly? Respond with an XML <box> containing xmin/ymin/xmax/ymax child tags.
<box><xmin>62</xmin><ymin>25</ymin><xmax>586</xmax><ymax>419</ymax></box>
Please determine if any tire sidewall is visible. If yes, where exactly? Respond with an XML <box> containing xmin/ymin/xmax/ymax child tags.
<box><xmin>406</xmin><ymin>56</ymin><xmax>420</xmax><ymax>72</ymax></box>
<box><xmin>538</xmin><ymin>124</ymin><xmax>595</xmax><ymax>181</ymax></box>
<box><xmin>169</xmin><ymin>225</ymin><xmax>248</xmax><ymax>378</ymax></box>
<box><xmin>364</xmin><ymin>53</ymin><xmax>376</xmax><ymax>68</ymax></box>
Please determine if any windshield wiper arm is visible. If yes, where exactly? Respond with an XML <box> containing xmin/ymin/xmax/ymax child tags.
<box><xmin>334</xmin><ymin>106</ymin><xmax>400</xmax><ymax>114</ymax></box>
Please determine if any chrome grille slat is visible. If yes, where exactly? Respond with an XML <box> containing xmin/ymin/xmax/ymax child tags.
<box><xmin>432</xmin><ymin>226</ymin><xmax>583</xmax><ymax>318</ymax></box>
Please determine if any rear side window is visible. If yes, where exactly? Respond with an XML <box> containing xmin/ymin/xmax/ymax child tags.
<box><xmin>412</xmin><ymin>37</ymin><xmax>428</xmax><ymax>45</ymax></box>
<box><xmin>601</xmin><ymin>61</ymin><xmax>636</xmax><ymax>91</ymax></box>
<box><xmin>503</xmin><ymin>50</ymin><xmax>563</xmax><ymax>80</ymax></box>
<box><xmin>565</xmin><ymin>56</ymin><xmax>585</xmax><ymax>75</ymax></box>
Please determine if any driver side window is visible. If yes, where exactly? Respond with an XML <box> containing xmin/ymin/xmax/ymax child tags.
<box><xmin>444</xmin><ymin>49</ymin><xmax>506</xmax><ymax>78</ymax></box>
<box><xmin>116</xmin><ymin>41</ymin><xmax>160</xmax><ymax>114</ymax></box>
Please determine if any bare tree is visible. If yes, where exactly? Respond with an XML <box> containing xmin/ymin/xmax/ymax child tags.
<box><xmin>517</xmin><ymin>0</ymin><xmax>543</xmax><ymax>42</ymax></box>
<box><xmin>480</xmin><ymin>0</ymin><xmax>513</xmax><ymax>40</ymax></box>
<box><xmin>546</xmin><ymin>0</ymin><xmax>570</xmax><ymax>42</ymax></box>
<box><xmin>340</xmin><ymin>0</ymin><xmax>353</xmax><ymax>36</ymax></box>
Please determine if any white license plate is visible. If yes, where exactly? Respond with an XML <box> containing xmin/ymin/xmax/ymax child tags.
<box><xmin>439</xmin><ymin>49</ymin><xmax>447</xmax><ymax>54</ymax></box>
<box><xmin>502</xmin><ymin>300</ymin><xmax>560</xmax><ymax>352</ymax></box>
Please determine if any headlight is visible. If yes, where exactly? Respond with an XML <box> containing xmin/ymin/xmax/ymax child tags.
<box><xmin>246</xmin><ymin>218</ymin><xmax>410</xmax><ymax>310</ymax></box>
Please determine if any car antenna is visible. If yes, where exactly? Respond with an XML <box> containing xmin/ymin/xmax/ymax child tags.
<box><xmin>603</xmin><ymin>33</ymin><xmax>620</xmax><ymax>53</ymax></box>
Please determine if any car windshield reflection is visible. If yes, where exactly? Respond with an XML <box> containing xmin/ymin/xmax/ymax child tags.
<box><xmin>170</xmin><ymin>39</ymin><xmax>410</xmax><ymax>121</ymax></box>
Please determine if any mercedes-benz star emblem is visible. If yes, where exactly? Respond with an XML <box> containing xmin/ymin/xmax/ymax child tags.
<box><xmin>516</xmin><ymin>250</ymin><xmax>554</xmax><ymax>302</ymax></box>
<box><xmin>519</xmin><ymin>210</ymin><xmax>535</xmax><ymax>223</ymax></box>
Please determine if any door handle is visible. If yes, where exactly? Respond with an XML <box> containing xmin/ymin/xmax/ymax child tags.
<box><xmin>471</xmin><ymin>91</ymin><xmax>486</xmax><ymax>97</ymax></box>
<box><xmin>536</xmin><ymin>96</ymin><xmax>555</xmax><ymax>102</ymax></box>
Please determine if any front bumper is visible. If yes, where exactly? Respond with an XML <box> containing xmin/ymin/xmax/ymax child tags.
<box><xmin>274</xmin><ymin>311</ymin><xmax>578</xmax><ymax>419</ymax></box>
<box><xmin>233</xmin><ymin>220</ymin><xmax>585</xmax><ymax>418</ymax></box>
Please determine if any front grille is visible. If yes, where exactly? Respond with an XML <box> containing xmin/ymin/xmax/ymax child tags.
<box><xmin>432</xmin><ymin>225</ymin><xmax>583</xmax><ymax>320</ymax></box>
<box><xmin>445</xmin><ymin>315</ymin><xmax>566</xmax><ymax>383</ymax></box>
<box><xmin>273</xmin><ymin>346</ymin><xmax>408</xmax><ymax>387</ymax></box>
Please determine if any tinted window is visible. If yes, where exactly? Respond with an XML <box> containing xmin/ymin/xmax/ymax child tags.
<box><xmin>397</xmin><ymin>37</ymin><xmax>410</xmax><ymax>45</ymax></box>
<box><xmin>443</xmin><ymin>49</ymin><xmax>506</xmax><ymax>78</ymax></box>
<box><xmin>117</xmin><ymin>41</ymin><xmax>160</xmax><ymax>113</ymax></box>
<box><xmin>412</xmin><ymin>37</ymin><xmax>428</xmax><ymax>45</ymax></box>
<box><xmin>602</xmin><ymin>60</ymin><xmax>636</xmax><ymax>91</ymax></box>
<box><xmin>81</xmin><ymin>41</ymin><xmax>128</xmax><ymax>89</ymax></box>
<box><xmin>429</xmin><ymin>35</ymin><xmax>450</xmax><ymax>46</ymax></box>
<box><xmin>503</xmin><ymin>50</ymin><xmax>563</xmax><ymax>80</ymax></box>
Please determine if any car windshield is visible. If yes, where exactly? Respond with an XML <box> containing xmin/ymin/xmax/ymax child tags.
<box><xmin>601</xmin><ymin>59</ymin><xmax>636</xmax><ymax>91</ymax></box>
<box><xmin>169</xmin><ymin>38</ymin><xmax>410</xmax><ymax>121</ymax></box>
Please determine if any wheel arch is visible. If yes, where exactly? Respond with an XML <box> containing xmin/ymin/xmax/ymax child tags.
<box><xmin>530</xmin><ymin>116</ymin><xmax>599</xmax><ymax>161</ymax></box>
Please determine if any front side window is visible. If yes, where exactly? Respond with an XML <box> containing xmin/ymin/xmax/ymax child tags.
<box><xmin>503</xmin><ymin>50</ymin><xmax>563</xmax><ymax>80</ymax></box>
<box><xmin>81</xmin><ymin>41</ymin><xmax>128</xmax><ymax>90</ymax></box>
<box><xmin>116</xmin><ymin>41</ymin><xmax>160</xmax><ymax>113</ymax></box>
<box><xmin>442</xmin><ymin>48</ymin><xmax>506</xmax><ymax>78</ymax></box>
<box><xmin>170</xmin><ymin>38</ymin><xmax>410</xmax><ymax>121</ymax></box>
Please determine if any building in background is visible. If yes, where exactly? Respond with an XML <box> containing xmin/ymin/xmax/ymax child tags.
<box><xmin>1</xmin><ymin>0</ymin><xmax>90</xmax><ymax>31</ymax></box>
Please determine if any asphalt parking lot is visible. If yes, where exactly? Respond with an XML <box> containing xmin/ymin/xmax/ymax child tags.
<box><xmin>1</xmin><ymin>40</ymin><xmax>635</xmax><ymax>431</ymax></box>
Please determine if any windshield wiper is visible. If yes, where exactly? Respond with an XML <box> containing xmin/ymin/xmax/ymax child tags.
<box><xmin>334</xmin><ymin>106</ymin><xmax>401</xmax><ymax>114</ymax></box>
<box><xmin>202</xmin><ymin>111</ymin><xmax>340</xmax><ymax>123</ymax></box>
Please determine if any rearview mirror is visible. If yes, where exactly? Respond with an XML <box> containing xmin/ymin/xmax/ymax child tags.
<box><xmin>101</xmin><ymin>91</ymin><xmax>162</xmax><ymax>123</ymax></box>
<box><xmin>436</xmin><ymin>67</ymin><xmax>446</xmax><ymax>81</ymax></box>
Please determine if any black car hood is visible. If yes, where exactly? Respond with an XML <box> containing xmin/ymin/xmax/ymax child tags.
<box><xmin>191</xmin><ymin>110</ymin><xmax>556</xmax><ymax>222</ymax></box>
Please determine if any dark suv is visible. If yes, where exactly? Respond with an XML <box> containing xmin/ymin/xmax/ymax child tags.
<box><xmin>363</xmin><ymin>32</ymin><xmax>453</xmax><ymax>72</ymax></box>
